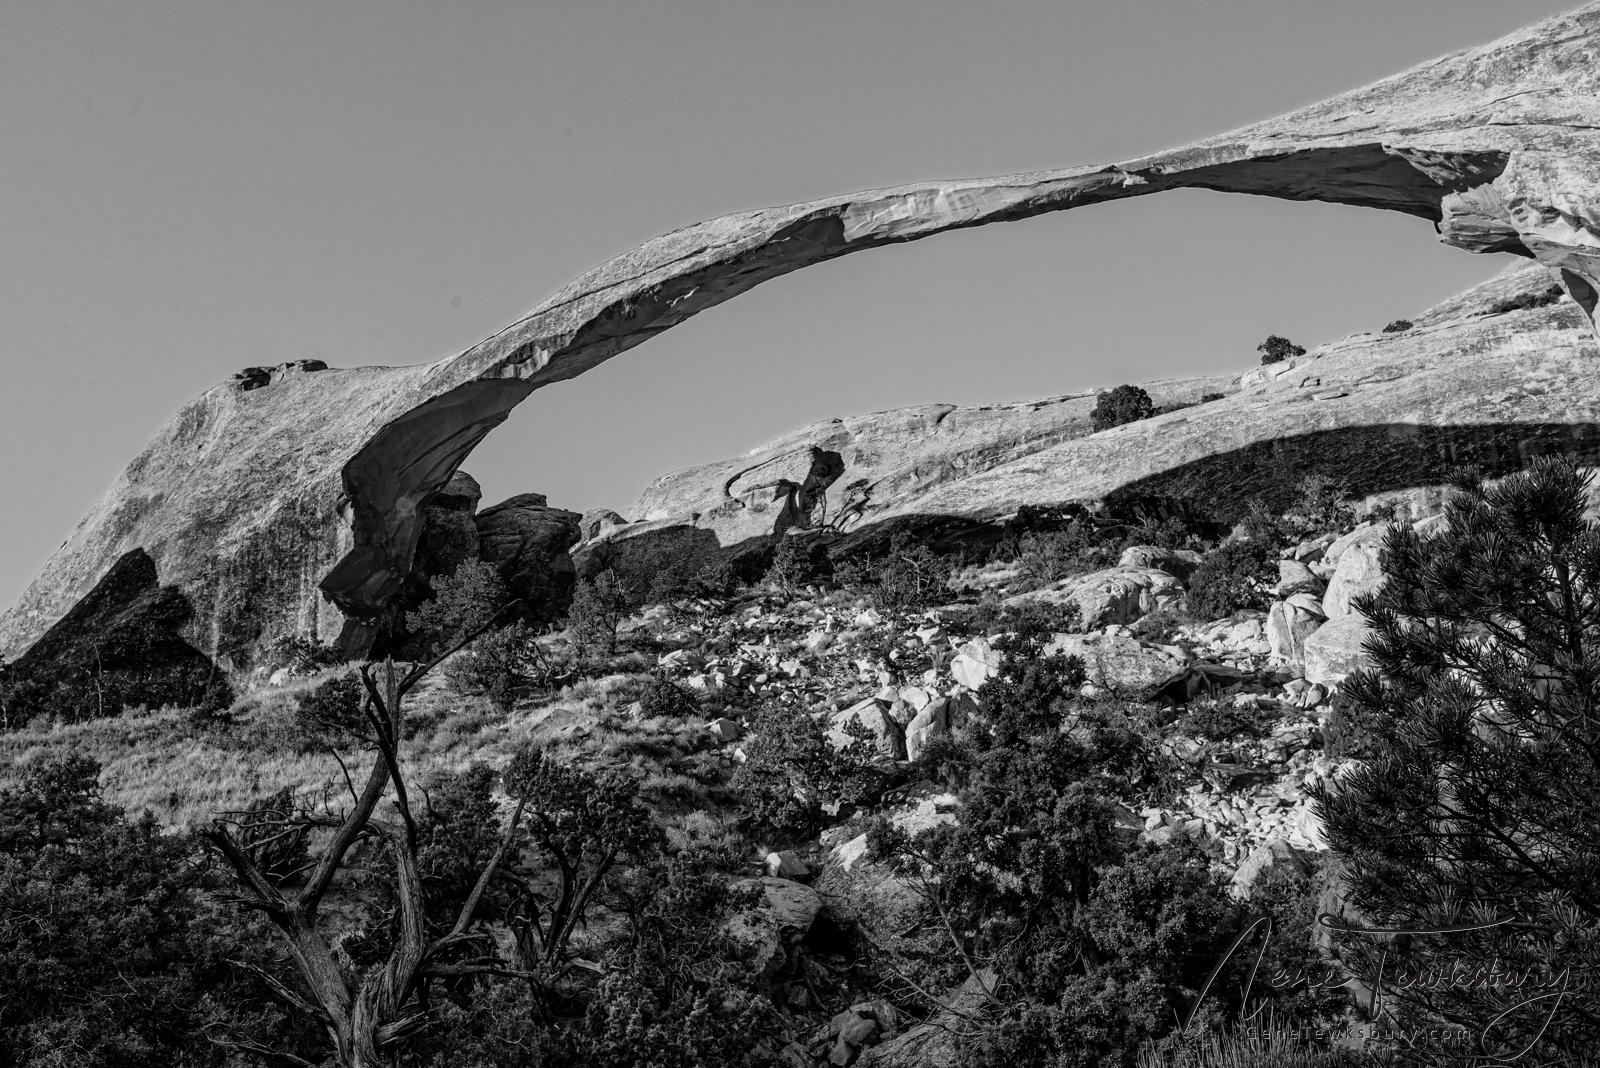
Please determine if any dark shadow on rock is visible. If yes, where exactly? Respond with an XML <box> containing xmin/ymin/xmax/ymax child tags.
<box><xmin>0</xmin><ymin>548</ymin><xmax>231</xmax><ymax>728</ymax></box>
<box><xmin>1104</xmin><ymin>421</ymin><xmax>1600</xmax><ymax>521</ymax></box>
<box><xmin>570</xmin><ymin>422</ymin><xmax>1600</xmax><ymax>606</ymax></box>
<box><xmin>573</xmin><ymin>524</ymin><xmax>767</xmax><ymax>595</ymax></box>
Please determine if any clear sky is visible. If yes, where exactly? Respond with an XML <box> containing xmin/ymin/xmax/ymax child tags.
<box><xmin>0</xmin><ymin>0</ymin><xmax>1575</xmax><ymax>610</ymax></box>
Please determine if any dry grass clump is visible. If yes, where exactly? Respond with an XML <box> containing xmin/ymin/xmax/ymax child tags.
<box><xmin>0</xmin><ymin>706</ymin><xmax>376</xmax><ymax>827</ymax></box>
<box><xmin>0</xmin><ymin>651</ymin><xmax>734</xmax><ymax>832</ymax></box>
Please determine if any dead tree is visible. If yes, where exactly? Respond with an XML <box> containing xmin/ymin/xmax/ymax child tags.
<box><xmin>204</xmin><ymin>617</ymin><xmax>531</xmax><ymax>1068</ymax></box>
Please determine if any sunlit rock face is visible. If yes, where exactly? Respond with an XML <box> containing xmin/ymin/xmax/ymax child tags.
<box><xmin>4</xmin><ymin>4</ymin><xmax>1600</xmax><ymax>666</ymax></box>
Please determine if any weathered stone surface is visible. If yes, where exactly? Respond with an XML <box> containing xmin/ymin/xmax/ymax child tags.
<box><xmin>1006</xmin><ymin>565</ymin><xmax>1186</xmax><ymax>628</ymax></box>
<box><xmin>1303</xmin><ymin>616</ymin><xmax>1375</xmax><ymax>684</ymax></box>
<box><xmin>634</xmin><ymin>382</ymin><xmax>1236</xmax><ymax>547</ymax></box>
<box><xmin>8</xmin><ymin>6</ymin><xmax>1600</xmax><ymax>666</ymax></box>
<box><xmin>473</xmin><ymin>495</ymin><xmax>582</xmax><ymax>624</ymax></box>
<box><xmin>725</xmin><ymin>877</ymin><xmax>822</xmax><ymax>982</ymax></box>
<box><xmin>855</xmin><ymin>971</ymin><xmax>996</xmax><ymax>1068</ymax></box>
<box><xmin>904</xmin><ymin>698</ymin><xmax>949</xmax><ymax>762</ymax></box>
<box><xmin>1321</xmin><ymin>524</ymin><xmax>1394</xmax><ymax>620</ymax></box>
<box><xmin>412</xmin><ymin>473</ymin><xmax>483</xmax><ymax>585</ymax></box>
<box><xmin>1231</xmin><ymin>837</ymin><xmax>1314</xmax><ymax>901</ymax></box>
<box><xmin>1046</xmin><ymin>631</ymin><xmax>1186</xmax><ymax>692</ymax></box>
<box><xmin>0</xmin><ymin>549</ymin><xmax>230</xmax><ymax>725</ymax></box>
<box><xmin>949</xmin><ymin>637</ymin><xmax>1001</xmax><ymax>690</ymax></box>
<box><xmin>1275</xmin><ymin>559</ymin><xmax>1323</xmax><ymax>596</ymax></box>
<box><xmin>827</xmin><ymin>698</ymin><xmax>903</xmax><ymax>760</ymax></box>
<box><xmin>1118</xmin><ymin>544</ymin><xmax>1203</xmax><ymax>581</ymax></box>
<box><xmin>578</xmin><ymin>508</ymin><xmax>629</xmax><ymax>543</ymax></box>
<box><xmin>1267</xmin><ymin>597</ymin><xmax>1327</xmax><ymax>664</ymax></box>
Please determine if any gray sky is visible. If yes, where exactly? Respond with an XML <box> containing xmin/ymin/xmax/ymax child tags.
<box><xmin>0</xmin><ymin>0</ymin><xmax>1574</xmax><ymax>610</ymax></box>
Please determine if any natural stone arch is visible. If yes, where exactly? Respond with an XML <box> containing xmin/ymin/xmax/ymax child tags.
<box><xmin>4</xmin><ymin>3</ymin><xmax>1600</xmax><ymax>664</ymax></box>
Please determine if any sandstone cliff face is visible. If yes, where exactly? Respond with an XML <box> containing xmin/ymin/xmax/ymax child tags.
<box><xmin>631</xmin><ymin>375</ymin><xmax>1237</xmax><ymax>546</ymax></box>
<box><xmin>6</xmin><ymin>5</ymin><xmax>1600</xmax><ymax>665</ymax></box>
<box><xmin>619</xmin><ymin>263</ymin><xmax>1597</xmax><ymax>545</ymax></box>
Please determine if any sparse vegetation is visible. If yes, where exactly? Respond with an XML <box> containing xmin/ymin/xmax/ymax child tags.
<box><xmin>1315</xmin><ymin>457</ymin><xmax>1600</xmax><ymax>1062</ymax></box>
<box><xmin>568</xmin><ymin>568</ymin><xmax>634</xmax><ymax>660</ymax></box>
<box><xmin>1186</xmin><ymin>538</ymin><xmax>1276</xmax><ymax>620</ymax></box>
<box><xmin>1256</xmin><ymin>335</ymin><xmax>1305</xmax><ymax>365</ymax></box>
<box><xmin>1093</xmin><ymin>384</ymin><xmax>1156</xmax><ymax>431</ymax></box>
<box><xmin>1486</xmin><ymin>282</ymin><xmax>1564</xmax><ymax>315</ymax></box>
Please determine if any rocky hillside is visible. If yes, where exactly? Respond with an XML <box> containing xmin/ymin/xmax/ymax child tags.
<box><xmin>613</xmin><ymin>263</ymin><xmax>1596</xmax><ymax>550</ymax></box>
<box><xmin>5</xmin><ymin>4</ymin><xmax>1600</xmax><ymax>671</ymax></box>
<box><xmin>632</xmin><ymin>374</ymin><xmax>1239</xmax><ymax>546</ymax></box>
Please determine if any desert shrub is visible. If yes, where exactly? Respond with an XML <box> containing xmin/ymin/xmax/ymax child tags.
<box><xmin>980</xmin><ymin>597</ymin><xmax>1084</xmax><ymax>637</ymax></box>
<box><xmin>1486</xmin><ymin>283</ymin><xmax>1564</xmax><ymax>315</ymax></box>
<box><xmin>1015</xmin><ymin>527</ymin><xmax>1116</xmax><ymax>585</ymax></box>
<box><xmin>539</xmin><ymin>848</ymin><xmax>778</xmax><ymax>1068</ymax></box>
<box><xmin>1381</xmin><ymin>318</ymin><xmax>1413</xmax><ymax>333</ymax></box>
<box><xmin>868</xmin><ymin>628</ymin><xmax>1279</xmax><ymax>1068</ymax></box>
<box><xmin>444</xmin><ymin>620</ymin><xmax>567</xmax><ymax>712</ymax></box>
<box><xmin>568</xmin><ymin>569</ymin><xmax>634</xmax><ymax>660</ymax></box>
<box><xmin>693</xmin><ymin>556</ymin><xmax>741</xmax><ymax>598</ymax></box>
<box><xmin>637</xmin><ymin>671</ymin><xmax>699</xmax><ymax>719</ymax></box>
<box><xmin>1009</xmin><ymin>502</ymin><xmax>1098</xmax><ymax>535</ymax></box>
<box><xmin>405</xmin><ymin>559</ymin><xmax>512</xmax><ymax>652</ymax></box>
<box><xmin>264</xmin><ymin>635</ymin><xmax>346</xmax><ymax>673</ymax></box>
<box><xmin>731</xmin><ymin>703</ymin><xmax>880</xmax><ymax>840</ymax></box>
<box><xmin>834</xmin><ymin>533</ymin><xmax>953</xmax><ymax>612</ymax></box>
<box><xmin>763</xmin><ymin>534</ymin><xmax>831</xmax><ymax>592</ymax></box>
<box><xmin>1185</xmin><ymin>540</ymin><xmax>1276</xmax><ymax>620</ymax></box>
<box><xmin>1093</xmin><ymin>385</ymin><xmax>1156</xmax><ymax>432</ymax></box>
<box><xmin>0</xmin><ymin>753</ymin><xmax>303</xmax><ymax>1066</ymax></box>
<box><xmin>1255</xmin><ymin>335</ymin><xmax>1305</xmax><ymax>365</ymax></box>
<box><xmin>1315</xmin><ymin>457</ymin><xmax>1600</xmax><ymax>1062</ymax></box>
<box><xmin>291</xmin><ymin>672</ymin><xmax>367</xmax><ymax>750</ymax></box>
<box><xmin>1281</xmin><ymin>473</ymin><xmax>1356</xmax><ymax>537</ymax></box>
<box><xmin>1175</xmin><ymin>703</ymin><xmax>1263</xmax><ymax>742</ymax></box>
<box><xmin>228</xmin><ymin>673</ymin><xmax>368</xmax><ymax>753</ymax></box>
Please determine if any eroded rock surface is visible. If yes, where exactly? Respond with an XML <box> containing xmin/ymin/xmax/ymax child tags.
<box><xmin>473</xmin><ymin>495</ymin><xmax>582</xmax><ymax>625</ymax></box>
<box><xmin>7</xmin><ymin>5</ymin><xmax>1600</xmax><ymax>666</ymax></box>
<box><xmin>0</xmin><ymin>549</ymin><xmax>230</xmax><ymax>724</ymax></box>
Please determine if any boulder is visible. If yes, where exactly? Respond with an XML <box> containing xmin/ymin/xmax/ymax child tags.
<box><xmin>1321</xmin><ymin>524</ymin><xmax>1394</xmax><ymax>620</ymax></box>
<box><xmin>0</xmin><ymin>548</ymin><xmax>232</xmax><ymax>725</ymax></box>
<box><xmin>431</xmin><ymin>470</ymin><xmax>482</xmax><ymax>512</ymax></box>
<box><xmin>1231</xmin><ymin>837</ymin><xmax>1314</xmax><ymax>900</ymax></box>
<box><xmin>578</xmin><ymin>507</ymin><xmax>629</xmax><ymax>543</ymax></box>
<box><xmin>1144</xmin><ymin>661</ymin><xmax>1249</xmax><ymax>706</ymax></box>
<box><xmin>1117</xmin><ymin>544</ymin><xmax>1203</xmax><ymax>582</ymax></box>
<box><xmin>765</xmin><ymin>850</ymin><xmax>811</xmax><ymax>880</ymax></box>
<box><xmin>473</xmin><ymin>495</ymin><xmax>583</xmax><ymax>624</ymax></box>
<box><xmin>1005</xmin><ymin>565</ymin><xmax>1185</xmax><ymax>629</ymax></box>
<box><xmin>1267</xmin><ymin>597</ymin><xmax>1327</xmax><ymax>664</ymax></box>
<box><xmin>725</xmin><ymin>877</ymin><xmax>822</xmax><ymax>982</ymax></box>
<box><xmin>1046</xmin><ymin>632</ymin><xmax>1186</xmax><ymax>692</ymax></box>
<box><xmin>828</xmin><ymin>1001</ymin><xmax>899</xmax><ymax>1066</ymax></box>
<box><xmin>856</xmin><ymin>971</ymin><xmax>996</xmax><ymax>1068</ymax></box>
<box><xmin>949</xmin><ymin>636</ymin><xmax>1001</xmax><ymax>690</ymax></box>
<box><xmin>828</xmin><ymin>698</ymin><xmax>904</xmax><ymax>760</ymax></box>
<box><xmin>1303</xmin><ymin>616</ymin><xmax>1374</xmax><ymax>684</ymax></box>
<box><xmin>904</xmin><ymin>697</ymin><xmax>950</xmax><ymax>762</ymax></box>
<box><xmin>1275</xmin><ymin>559</ymin><xmax>1323</xmax><ymax>596</ymax></box>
